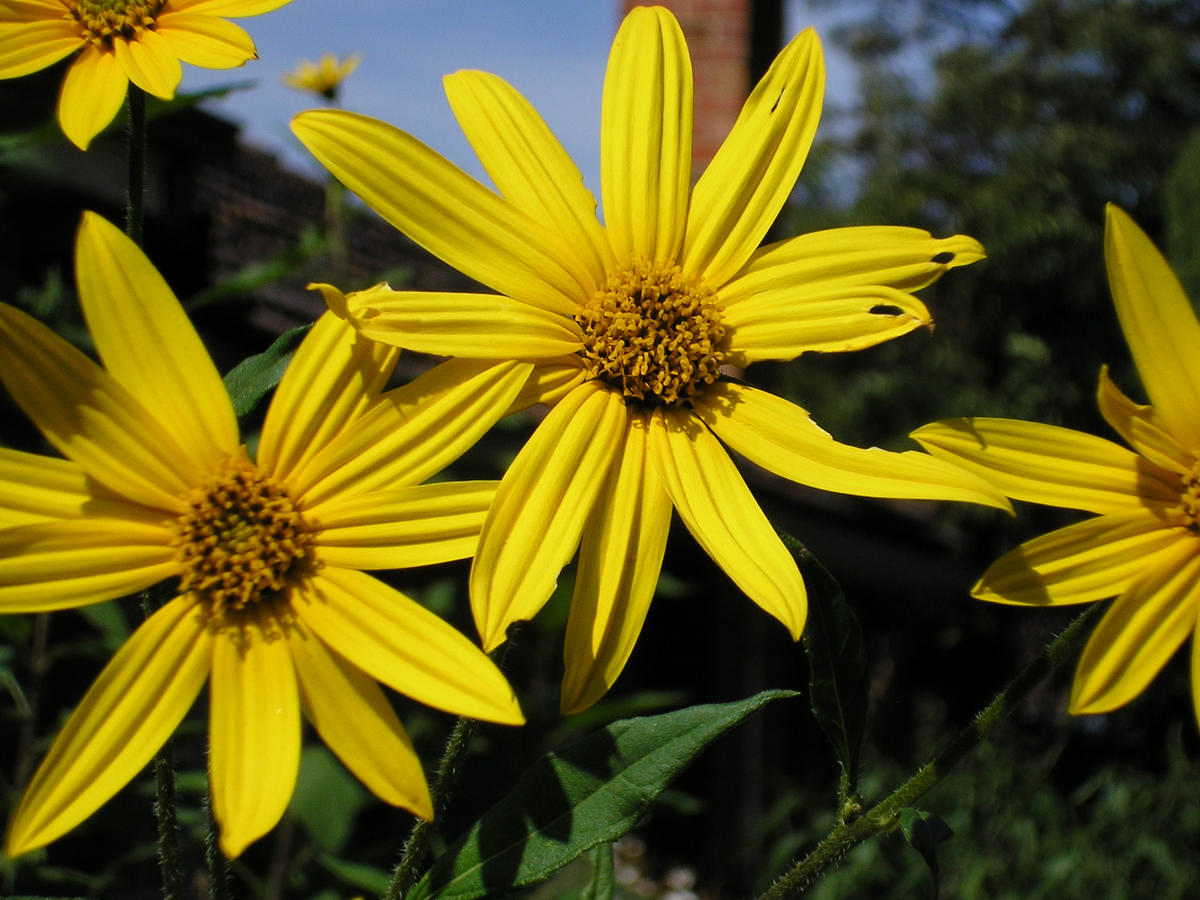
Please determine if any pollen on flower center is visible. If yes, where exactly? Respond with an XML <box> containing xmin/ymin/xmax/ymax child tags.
<box><xmin>172</xmin><ymin>458</ymin><xmax>311</xmax><ymax>621</ymax></box>
<box><xmin>70</xmin><ymin>0</ymin><xmax>163</xmax><ymax>46</ymax></box>
<box><xmin>1176</xmin><ymin>463</ymin><xmax>1200</xmax><ymax>533</ymax></box>
<box><xmin>576</xmin><ymin>257</ymin><xmax>727</xmax><ymax>406</ymax></box>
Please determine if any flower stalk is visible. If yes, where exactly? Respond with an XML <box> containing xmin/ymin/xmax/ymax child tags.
<box><xmin>125</xmin><ymin>85</ymin><xmax>146</xmax><ymax>245</ymax></box>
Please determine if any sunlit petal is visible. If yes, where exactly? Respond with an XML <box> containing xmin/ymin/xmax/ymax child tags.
<box><xmin>0</xmin><ymin>448</ymin><xmax>140</xmax><ymax>527</ymax></box>
<box><xmin>561</xmin><ymin>409</ymin><xmax>672</xmax><ymax>716</ymax></box>
<box><xmin>57</xmin><ymin>45</ymin><xmax>126</xmax><ymax>150</ymax></box>
<box><xmin>155</xmin><ymin>11</ymin><xmax>255</xmax><ymax>68</ymax></box>
<box><xmin>912</xmin><ymin>417</ymin><xmax>1178</xmax><ymax>514</ymax></box>
<box><xmin>6</xmin><ymin>597</ymin><xmax>210</xmax><ymax>857</ymax></box>
<box><xmin>1096</xmin><ymin>365</ymin><xmax>1194</xmax><ymax>475</ymax></box>
<box><xmin>649</xmin><ymin>408</ymin><xmax>805</xmax><ymax>638</ymax></box>
<box><xmin>506</xmin><ymin>356</ymin><xmax>589</xmax><ymax>415</ymax></box>
<box><xmin>114</xmin><ymin>29</ymin><xmax>181</xmax><ymax>98</ymax></box>
<box><xmin>169</xmin><ymin>0</ymin><xmax>292</xmax><ymax>15</ymax></box>
<box><xmin>0</xmin><ymin>17</ymin><xmax>81</xmax><ymax>78</ymax></box>
<box><xmin>470</xmin><ymin>383</ymin><xmax>627</xmax><ymax>650</ymax></box>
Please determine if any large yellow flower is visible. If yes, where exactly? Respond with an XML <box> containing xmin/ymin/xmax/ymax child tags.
<box><xmin>914</xmin><ymin>205</ymin><xmax>1200</xmax><ymax>723</ymax></box>
<box><xmin>291</xmin><ymin>5</ymin><xmax>1009</xmax><ymax>715</ymax></box>
<box><xmin>0</xmin><ymin>213</ymin><xmax>528</xmax><ymax>858</ymax></box>
<box><xmin>0</xmin><ymin>0</ymin><xmax>292</xmax><ymax>149</ymax></box>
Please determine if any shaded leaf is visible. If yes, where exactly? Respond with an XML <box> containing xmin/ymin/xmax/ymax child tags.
<box><xmin>290</xmin><ymin>745</ymin><xmax>369</xmax><ymax>854</ymax></box>
<box><xmin>580</xmin><ymin>843</ymin><xmax>614</xmax><ymax>900</ymax></box>
<box><xmin>223</xmin><ymin>325</ymin><xmax>311</xmax><ymax>417</ymax></box>
<box><xmin>899</xmin><ymin>808</ymin><xmax>955</xmax><ymax>898</ymax></box>
<box><xmin>409</xmin><ymin>690</ymin><xmax>797</xmax><ymax>900</ymax></box>
<box><xmin>317</xmin><ymin>854</ymin><xmax>390</xmax><ymax>897</ymax></box>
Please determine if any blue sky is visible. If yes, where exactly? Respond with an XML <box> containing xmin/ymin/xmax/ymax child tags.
<box><xmin>182</xmin><ymin>0</ymin><xmax>859</xmax><ymax>193</ymax></box>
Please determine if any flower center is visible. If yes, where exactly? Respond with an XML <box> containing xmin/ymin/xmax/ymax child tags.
<box><xmin>172</xmin><ymin>458</ymin><xmax>311</xmax><ymax>621</ymax></box>
<box><xmin>576</xmin><ymin>258</ymin><xmax>727</xmax><ymax>407</ymax></box>
<box><xmin>1176</xmin><ymin>462</ymin><xmax>1200</xmax><ymax>533</ymax></box>
<box><xmin>70</xmin><ymin>0</ymin><xmax>162</xmax><ymax>46</ymax></box>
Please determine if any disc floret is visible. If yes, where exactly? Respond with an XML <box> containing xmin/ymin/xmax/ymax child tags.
<box><xmin>172</xmin><ymin>457</ymin><xmax>310</xmax><ymax>621</ymax></box>
<box><xmin>1175</xmin><ymin>462</ymin><xmax>1200</xmax><ymax>533</ymax></box>
<box><xmin>70</xmin><ymin>0</ymin><xmax>163</xmax><ymax>46</ymax></box>
<box><xmin>577</xmin><ymin>257</ymin><xmax>727</xmax><ymax>406</ymax></box>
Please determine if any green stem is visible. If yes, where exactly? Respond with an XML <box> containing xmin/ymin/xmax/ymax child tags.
<box><xmin>140</xmin><ymin>587</ymin><xmax>181</xmax><ymax>900</ymax></box>
<box><xmin>126</xmin><ymin>85</ymin><xmax>146</xmax><ymax>245</ymax></box>
<box><xmin>759</xmin><ymin>601</ymin><xmax>1106</xmax><ymax>900</ymax></box>
<box><xmin>205</xmin><ymin>793</ymin><xmax>231</xmax><ymax>900</ymax></box>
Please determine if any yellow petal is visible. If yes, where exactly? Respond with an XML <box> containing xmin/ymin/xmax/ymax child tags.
<box><xmin>310</xmin><ymin>481</ymin><xmax>496</xmax><ymax>570</ymax></box>
<box><xmin>6</xmin><ymin>596</ymin><xmax>210</xmax><ymax>857</ymax></box>
<box><xmin>0</xmin><ymin>517</ymin><xmax>177</xmax><ymax>612</ymax></box>
<box><xmin>0</xmin><ymin>0</ymin><xmax>70</xmax><ymax>24</ymax></box>
<box><xmin>974</xmin><ymin>509</ymin><xmax>1186</xmax><ymax>606</ymax></box>
<box><xmin>505</xmin><ymin>356</ymin><xmax>589</xmax><ymax>415</ymax></box>
<box><xmin>696</xmin><ymin>383</ymin><xmax>1010</xmax><ymax>510</ymax></box>
<box><xmin>76</xmin><ymin>212</ymin><xmax>239</xmax><ymax>467</ymax></box>
<box><xmin>912</xmin><ymin>417</ymin><xmax>1178</xmax><ymax>514</ymax></box>
<box><xmin>296</xmin><ymin>569</ymin><xmax>524</xmax><ymax>724</ymax></box>
<box><xmin>286</xmin><ymin>618</ymin><xmax>433</xmax><ymax>818</ymax></box>
<box><xmin>114</xmin><ymin>29</ymin><xmax>181</xmax><ymax>98</ymax></box>
<box><xmin>155</xmin><ymin>11</ymin><xmax>255</xmax><ymax>69</ymax></box>
<box><xmin>210</xmin><ymin>605</ymin><xmax>300</xmax><ymax>859</ymax></box>
<box><xmin>720</xmin><ymin>228</ymin><xmax>984</xmax><ymax>306</ymax></box>
<box><xmin>600</xmin><ymin>6</ymin><xmax>691</xmax><ymax>265</ymax></box>
<box><xmin>722</xmin><ymin>284</ymin><xmax>932</xmax><ymax>363</ymax></box>
<box><xmin>470</xmin><ymin>383</ymin><xmax>627</xmax><ymax>650</ymax></box>
<box><xmin>58</xmin><ymin>44</ymin><xmax>127</xmax><ymax>150</ymax></box>
<box><xmin>1069</xmin><ymin>541</ymin><xmax>1200</xmax><ymax>713</ymax></box>
<box><xmin>291</xmin><ymin>110</ymin><xmax>585</xmax><ymax>315</ymax></box>
<box><xmin>560</xmin><ymin>409</ymin><xmax>672</xmax><ymax>715</ymax></box>
<box><xmin>0</xmin><ymin>448</ymin><xmax>134</xmax><ymax>527</ymax></box>
<box><xmin>168</xmin><ymin>0</ymin><xmax>292</xmax><ymax>15</ymax></box>
<box><xmin>648</xmin><ymin>407</ymin><xmax>806</xmax><ymax>639</ymax></box>
<box><xmin>0</xmin><ymin>17</ymin><xmax>81</xmax><ymax>78</ymax></box>
<box><xmin>258</xmin><ymin>311</ymin><xmax>397</xmax><ymax>483</ymax></box>
<box><xmin>317</xmin><ymin>281</ymin><xmax>583</xmax><ymax>358</ymax></box>
<box><xmin>1096</xmin><ymin>365</ymin><xmax>1194</xmax><ymax>475</ymax></box>
<box><xmin>290</xmin><ymin>358</ymin><xmax>531</xmax><ymax>507</ymax></box>
<box><xmin>0</xmin><ymin>302</ymin><xmax>200</xmax><ymax>510</ymax></box>
<box><xmin>444</xmin><ymin>69</ymin><xmax>610</xmax><ymax>291</ymax></box>
<box><xmin>1105</xmin><ymin>205</ymin><xmax>1200</xmax><ymax>450</ymax></box>
<box><xmin>682</xmin><ymin>28</ymin><xmax>824</xmax><ymax>288</ymax></box>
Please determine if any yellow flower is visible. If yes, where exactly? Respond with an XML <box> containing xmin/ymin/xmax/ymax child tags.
<box><xmin>283</xmin><ymin>51</ymin><xmax>361</xmax><ymax>101</ymax></box>
<box><xmin>914</xmin><ymin>204</ymin><xmax>1200</xmax><ymax>723</ymax></box>
<box><xmin>0</xmin><ymin>0</ymin><xmax>293</xmax><ymax>150</ymax></box>
<box><xmin>0</xmin><ymin>213</ymin><xmax>528</xmax><ymax>858</ymax></box>
<box><xmin>291</xmin><ymin>5</ymin><xmax>1009</xmax><ymax>715</ymax></box>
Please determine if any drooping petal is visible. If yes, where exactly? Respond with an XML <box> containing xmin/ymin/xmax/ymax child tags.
<box><xmin>0</xmin><ymin>16</ymin><xmax>82</xmax><ymax>78</ymax></box>
<box><xmin>310</xmin><ymin>481</ymin><xmax>496</xmax><ymax>570</ymax></box>
<box><xmin>0</xmin><ymin>448</ymin><xmax>138</xmax><ymax>527</ymax></box>
<box><xmin>209</xmin><ymin>605</ymin><xmax>300</xmax><ymax>859</ymax></box>
<box><xmin>0</xmin><ymin>302</ymin><xmax>199</xmax><ymax>511</ymax></box>
<box><xmin>1096</xmin><ymin>365</ymin><xmax>1194</xmax><ymax>475</ymax></box>
<box><xmin>313</xmin><ymin>281</ymin><xmax>582</xmax><ymax>358</ymax></box>
<box><xmin>0</xmin><ymin>517</ymin><xmax>177</xmax><ymax>612</ymax></box>
<box><xmin>506</xmin><ymin>356</ymin><xmax>589</xmax><ymax>415</ymax></box>
<box><xmin>76</xmin><ymin>213</ymin><xmax>239</xmax><ymax>467</ymax></box>
<box><xmin>286</xmin><ymin>618</ymin><xmax>432</xmax><ymax>818</ymax></box>
<box><xmin>289</xmin><ymin>359</ymin><xmax>531</xmax><ymax>506</ymax></box>
<box><xmin>560</xmin><ymin>409</ymin><xmax>672</xmax><ymax>715</ymax></box>
<box><xmin>291</xmin><ymin>110</ymin><xmax>585</xmax><ymax>314</ymax></box>
<box><xmin>5</xmin><ymin>596</ymin><xmax>210</xmax><ymax>857</ymax></box>
<box><xmin>696</xmin><ymin>384</ymin><xmax>1010</xmax><ymax>509</ymax></box>
<box><xmin>470</xmin><ymin>383</ymin><xmax>627</xmax><ymax>651</ymax></box>
<box><xmin>1069</xmin><ymin>541</ymin><xmax>1200</xmax><ymax>713</ymax></box>
<box><xmin>296</xmin><ymin>569</ymin><xmax>524</xmax><ymax>724</ymax></box>
<box><xmin>57</xmin><ymin>45</ymin><xmax>127</xmax><ymax>150</ymax></box>
<box><xmin>258</xmin><ymin>312</ymin><xmax>397</xmax><ymax>483</ymax></box>
<box><xmin>974</xmin><ymin>510</ymin><xmax>1187</xmax><ymax>606</ymax></box>
<box><xmin>722</xmin><ymin>284</ymin><xmax>931</xmax><ymax>362</ymax></box>
<box><xmin>168</xmin><ymin>0</ymin><xmax>293</xmax><ymax>16</ymax></box>
<box><xmin>912</xmin><ymin>418</ymin><xmax>1179</xmax><ymax>514</ymax></box>
<box><xmin>682</xmin><ymin>28</ymin><xmax>823</xmax><ymax>288</ymax></box>
<box><xmin>649</xmin><ymin>407</ymin><xmax>806</xmax><ymax>639</ymax></box>
<box><xmin>114</xmin><ymin>30</ymin><xmax>182</xmax><ymax>98</ymax></box>
<box><xmin>155</xmin><ymin>11</ymin><xmax>255</xmax><ymax>68</ymax></box>
<box><xmin>1105</xmin><ymin>205</ymin><xmax>1200</xmax><ymax>449</ymax></box>
<box><xmin>445</xmin><ymin>69</ymin><xmax>611</xmax><ymax>291</ymax></box>
<box><xmin>600</xmin><ymin>5</ymin><xmax>692</xmax><ymax>265</ymax></box>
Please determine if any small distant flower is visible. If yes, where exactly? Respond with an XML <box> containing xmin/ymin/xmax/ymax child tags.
<box><xmin>284</xmin><ymin>52</ymin><xmax>361</xmax><ymax>101</ymax></box>
<box><xmin>292</xmin><ymin>6</ymin><xmax>1009</xmax><ymax>715</ymax></box>
<box><xmin>0</xmin><ymin>0</ymin><xmax>295</xmax><ymax>150</ymax></box>
<box><xmin>0</xmin><ymin>213</ymin><xmax>527</xmax><ymax>858</ymax></box>
<box><xmin>914</xmin><ymin>204</ymin><xmax>1200</xmax><ymax>724</ymax></box>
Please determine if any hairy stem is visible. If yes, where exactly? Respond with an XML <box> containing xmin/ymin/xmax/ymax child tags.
<box><xmin>126</xmin><ymin>85</ymin><xmax>146</xmax><ymax>244</ymax></box>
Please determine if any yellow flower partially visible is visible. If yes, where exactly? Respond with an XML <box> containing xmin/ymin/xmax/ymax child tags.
<box><xmin>0</xmin><ymin>213</ymin><xmax>529</xmax><ymax>859</ymax></box>
<box><xmin>284</xmin><ymin>51</ymin><xmax>361</xmax><ymax>101</ymax></box>
<box><xmin>0</xmin><ymin>0</ymin><xmax>294</xmax><ymax>150</ymax></box>
<box><xmin>292</xmin><ymin>5</ymin><xmax>1010</xmax><ymax>716</ymax></box>
<box><xmin>914</xmin><ymin>205</ymin><xmax>1200</xmax><ymax>723</ymax></box>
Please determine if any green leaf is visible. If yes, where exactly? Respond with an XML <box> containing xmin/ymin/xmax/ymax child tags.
<box><xmin>899</xmin><ymin>808</ymin><xmax>955</xmax><ymax>898</ymax></box>
<box><xmin>222</xmin><ymin>324</ymin><xmax>311</xmax><ymax>417</ymax></box>
<box><xmin>74</xmin><ymin>600</ymin><xmax>129</xmax><ymax>654</ymax></box>
<box><xmin>317</xmin><ymin>854</ymin><xmax>390</xmax><ymax>897</ymax></box>
<box><xmin>784</xmin><ymin>535</ymin><xmax>870</xmax><ymax>804</ymax></box>
<box><xmin>409</xmin><ymin>690</ymin><xmax>797</xmax><ymax>900</ymax></box>
<box><xmin>580</xmin><ymin>843</ymin><xmax>614</xmax><ymax>900</ymax></box>
<box><xmin>290</xmin><ymin>745</ymin><xmax>369</xmax><ymax>854</ymax></box>
<box><xmin>185</xmin><ymin>226</ymin><xmax>327</xmax><ymax>312</ymax></box>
